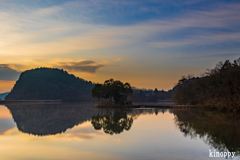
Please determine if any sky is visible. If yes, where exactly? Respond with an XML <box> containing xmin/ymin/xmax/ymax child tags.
<box><xmin>0</xmin><ymin>0</ymin><xmax>240</xmax><ymax>92</ymax></box>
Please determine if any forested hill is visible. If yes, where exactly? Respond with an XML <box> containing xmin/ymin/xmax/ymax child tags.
<box><xmin>172</xmin><ymin>57</ymin><xmax>240</xmax><ymax>109</ymax></box>
<box><xmin>5</xmin><ymin>68</ymin><xmax>94</xmax><ymax>102</ymax></box>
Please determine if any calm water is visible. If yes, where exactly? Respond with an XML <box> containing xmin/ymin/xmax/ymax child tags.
<box><xmin>0</xmin><ymin>103</ymin><xmax>239</xmax><ymax>160</ymax></box>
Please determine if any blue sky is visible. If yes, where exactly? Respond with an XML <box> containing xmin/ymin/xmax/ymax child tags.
<box><xmin>0</xmin><ymin>0</ymin><xmax>240</xmax><ymax>92</ymax></box>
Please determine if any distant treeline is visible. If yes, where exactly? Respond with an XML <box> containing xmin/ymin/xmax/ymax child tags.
<box><xmin>173</xmin><ymin>57</ymin><xmax>240</xmax><ymax>109</ymax></box>
<box><xmin>130</xmin><ymin>88</ymin><xmax>172</xmax><ymax>102</ymax></box>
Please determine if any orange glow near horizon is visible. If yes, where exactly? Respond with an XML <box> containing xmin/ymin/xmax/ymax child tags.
<box><xmin>0</xmin><ymin>110</ymin><xmax>177</xmax><ymax>160</ymax></box>
<box><xmin>0</xmin><ymin>105</ymin><xmax>12</xmax><ymax>118</ymax></box>
<box><xmin>0</xmin><ymin>73</ymin><xmax>177</xmax><ymax>92</ymax></box>
<box><xmin>0</xmin><ymin>81</ymin><xmax>15</xmax><ymax>93</ymax></box>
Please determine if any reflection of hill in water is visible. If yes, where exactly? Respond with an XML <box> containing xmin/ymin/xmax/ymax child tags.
<box><xmin>6</xmin><ymin>103</ymin><xmax>169</xmax><ymax>136</ymax></box>
<box><xmin>6</xmin><ymin>103</ymin><xmax>98</xmax><ymax>136</ymax></box>
<box><xmin>6</xmin><ymin>103</ymin><xmax>240</xmax><ymax>155</ymax></box>
<box><xmin>173</xmin><ymin>109</ymin><xmax>240</xmax><ymax>155</ymax></box>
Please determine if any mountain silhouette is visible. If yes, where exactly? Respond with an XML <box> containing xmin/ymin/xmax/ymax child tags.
<box><xmin>5</xmin><ymin>68</ymin><xmax>94</xmax><ymax>102</ymax></box>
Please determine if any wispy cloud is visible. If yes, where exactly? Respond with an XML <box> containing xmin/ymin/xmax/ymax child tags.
<box><xmin>1</xmin><ymin>1</ymin><xmax>240</xmax><ymax>57</ymax></box>
<box><xmin>34</xmin><ymin>6</ymin><xmax>63</xmax><ymax>16</ymax></box>
<box><xmin>6</xmin><ymin>59</ymin><xmax>105</xmax><ymax>74</ymax></box>
<box><xmin>0</xmin><ymin>0</ymin><xmax>240</xmax><ymax>91</ymax></box>
<box><xmin>53</xmin><ymin>121</ymin><xmax>105</xmax><ymax>141</ymax></box>
<box><xmin>56</xmin><ymin>60</ymin><xmax>104</xmax><ymax>73</ymax></box>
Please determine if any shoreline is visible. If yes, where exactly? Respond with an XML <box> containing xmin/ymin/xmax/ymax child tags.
<box><xmin>0</xmin><ymin>100</ymin><xmax>62</xmax><ymax>105</ymax></box>
<box><xmin>94</xmin><ymin>103</ymin><xmax>240</xmax><ymax>111</ymax></box>
<box><xmin>0</xmin><ymin>100</ymin><xmax>238</xmax><ymax>112</ymax></box>
<box><xmin>94</xmin><ymin>103</ymin><xmax>206</xmax><ymax>109</ymax></box>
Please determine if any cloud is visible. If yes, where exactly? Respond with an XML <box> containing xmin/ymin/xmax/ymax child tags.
<box><xmin>34</xmin><ymin>6</ymin><xmax>63</xmax><ymax>17</ymax></box>
<box><xmin>0</xmin><ymin>64</ymin><xmax>20</xmax><ymax>80</ymax></box>
<box><xmin>53</xmin><ymin>121</ymin><xmax>105</xmax><ymax>141</ymax></box>
<box><xmin>56</xmin><ymin>60</ymin><xmax>104</xmax><ymax>73</ymax></box>
<box><xmin>1</xmin><ymin>1</ymin><xmax>240</xmax><ymax>57</ymax></box>
<box><xmin>1</xmin><ymin>0</ymin><xmax>240</xmax><ymax>92</ymax></box>
<box><xmin>0</xmin><ymin>59</ymin><xmax>105</xmax><ymax>75</ymax></box>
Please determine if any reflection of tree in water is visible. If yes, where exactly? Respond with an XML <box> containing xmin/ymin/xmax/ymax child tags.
<box><xmin>91</xmin><ymin>109</ymin><xmax>133</xmax><ymax>135</ymax></box>
<box><xmin>6</xmin><ymin>103</ymin><xmax>170</xmax><ymax>136</ymax></box>
<box><xmin>91</xmin><ymin>108</ymin><xmax>170</xmax><ymax>135</ymax></box>
<box><xmin>174</xmin><ymin>109</ymin><xmax>240</xmax><ymax>155</ymax></box>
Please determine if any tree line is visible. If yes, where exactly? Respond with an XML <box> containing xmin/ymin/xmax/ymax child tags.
<box><xmin>130</xmin><ymin>88</ymin><xmax>172</xmax><ymax>102</ymax></box>
<box><xmin>173</xmin><ymin>57</ymin><xmax>240</xmax><ymax>109</ymax></box>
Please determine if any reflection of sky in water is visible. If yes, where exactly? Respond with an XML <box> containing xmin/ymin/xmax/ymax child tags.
<box><xmin>0</xmin><ymin>119</ymin><xmax>16</xmax><ymax>134</ymax></box>
<box><xmin>0</xmin><ymin>105</ymin><xmax>238</xmax><ymax>160</ymax></box>
<box><xmin>0</xmin><ymin>105</ymin><xmax>16</xmax><ymax>134</ymax></box>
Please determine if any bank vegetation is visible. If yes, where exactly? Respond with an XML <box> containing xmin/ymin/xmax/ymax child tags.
<box><xmin>173</xmin><ymin>57</ymin><xmax>240</xmax><ymax>110</ymax></box>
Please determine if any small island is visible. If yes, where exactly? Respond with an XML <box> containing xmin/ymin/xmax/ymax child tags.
<box><xmin>92</xmin><ymin>78</ymin><xmax>135</xmax><ymax>107</ymax></box>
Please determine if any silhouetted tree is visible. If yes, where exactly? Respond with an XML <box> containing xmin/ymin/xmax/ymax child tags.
<box><xmin>92</xmin><ymin>83</ymin><xmax>103</xmax><ymax>104</ymax></box>
<box><xmin>92</xmin><ymin>79</ymin><xmax>133</xmax><ymax>105</ymax></box>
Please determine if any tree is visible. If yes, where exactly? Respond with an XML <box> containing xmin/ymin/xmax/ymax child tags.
<box><xmin>154</xmin><ymin>88</ymin><xmax>158</xmax><ymax>95</ymax></box>
<box><xmin>92</xmin><ymin>79</ymin><xmax>133</xmax><ymax>105</ymax></box>
<box><xmin>92</xmin><ymin>83</ymin><xmax>103</xmax><ymax>104</ymax></box>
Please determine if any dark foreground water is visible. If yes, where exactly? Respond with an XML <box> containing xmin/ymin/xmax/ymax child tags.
<box><xmin>0</xmin><ymin>103</ymin><xmax>239</xmax><ymax>160</ymax></box>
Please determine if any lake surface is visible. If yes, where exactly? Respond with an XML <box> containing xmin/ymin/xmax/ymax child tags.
<box><xmin>0</xmin><ymin>103</ymin><xmax>239</xmax><ymax>160</ymax></box>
